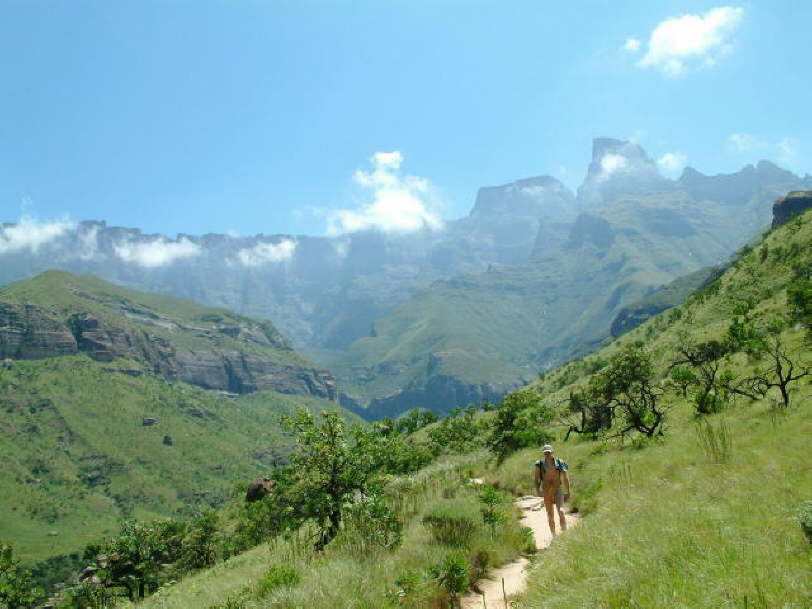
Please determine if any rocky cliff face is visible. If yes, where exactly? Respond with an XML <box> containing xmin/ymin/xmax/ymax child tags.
<box><xmin>0</xmin><ymin>302</ymin><xmax>78</xmax><ymax>359</ymax></box>
<box><xmin>0</xmin><ymin>273</ymin><xmax>337</xmax><ymax>400</ymax></box>
<box><xmin>772</xmin><ymin>190</ymin><xmax>812</xmax><ymax>228</ymax></box>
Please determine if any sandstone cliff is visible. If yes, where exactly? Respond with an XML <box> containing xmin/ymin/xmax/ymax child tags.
<box><xmin>0</xmin><ymin>272</ymin><xmax>337</xmax><ymax>400</ymax></box>
<box><xmin>772</xmin><ymin>190</ymin><xmax>812</xmax><ymax>228</ymax></box>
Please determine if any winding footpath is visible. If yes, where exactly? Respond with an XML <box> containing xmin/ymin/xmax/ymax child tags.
<box><xmin>461</xmin><ymin>496</ymin><xmax>578</xmax><ymax>609</ymax></box>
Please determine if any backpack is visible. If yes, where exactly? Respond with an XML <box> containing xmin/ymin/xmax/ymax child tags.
<box><xmin>536</xmin><ymin>456</ymin><xmax>567</xmax><ymax>475</ymax></box>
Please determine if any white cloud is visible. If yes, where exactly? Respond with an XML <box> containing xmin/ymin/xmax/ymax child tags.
<box><xmin>0</xmin><ymin>216</ymin><xmax>74</xmax><ymax>254</ymax></box>
<box><xmin>235</xmin><ymin>238</ymin><xmax>297</xmax><ymax>267</ymax></box>
<box><xmin>597</xmin><ymin>153</ymin><xmax>630</xmax><ymax>181</ymax></box>
<box><xmin>624</xmin><ymin>38</ymin><xmax>641</xmax><ymax>53</ymax></box>
<box><xmin>327</xmin><ymin>151</ymin><xmax>443</xmax><ymax>235</ymax></box>
<box><xmin>777</xmin><ymin>137</ymin><xmax>798</xmax><ymax>165</ymax></box>
<box><xmin>77</xmin><ymin>225</ymin><xmax>100</xmax><ymax>260</ymax></box>
<box><xmin>114</xmin><ymin>237</ymin><xmax>201</xmax><ymax>268</ymax></box>
<box><xmin>636</xmin><ymin>6</ymin><xmax>744</xmax><ymax>76</ymax></box>
<box><xmin>656</xmin><ymin>152</ymin><xmax>688</xmax><ymax>176</ymax></box>
<box><xmin>727</xmin><ymin>132</ymin><xmax>763</xmax><ymax>153</ymax></box>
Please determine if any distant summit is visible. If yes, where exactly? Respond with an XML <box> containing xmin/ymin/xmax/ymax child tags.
<box><xmin>469</xmin><ymin>175</ymin><xmax>576</xmax><ymax>220</ymax></box>
<box><xmin>577</xmin><ymin>137</ymin><xmax>670</xmax><ymax>207</ymax></box>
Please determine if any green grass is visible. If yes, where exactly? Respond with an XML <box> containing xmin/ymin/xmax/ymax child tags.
<box><xmin>0</xmin><ymin>355</ymin><xmax>357</xmax><ymax>564</ymax></box>
<box><xmin>0</xmin><ymin>270</ymin><xmax>313</xmax><ymax>366</ymax></box>
<box><xmin>124</xmin><ymin>455</ymin><xmax>530</xmax><ymax>609</ymax></box>
<box><xmin>334</xmin><ymin>189</ymin><xmax>778</xmax><ymax>415</ymax></box>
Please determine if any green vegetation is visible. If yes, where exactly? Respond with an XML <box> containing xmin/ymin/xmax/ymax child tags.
<box><xmin>0</xmin><ymin>355</ymin><xmax>354</xmax><ymax>567</ymax></box>
<box><xmin>115</xmin><ymin>203</ymin><xmax>807</xmax><ymax>609</ymax></box>
<box><xmin>0</xmin><ymin>271</ymin><xmax>309</xmax><ymax>367</ymax></box>
<box><xmin>6</xmin><ymin>210</ymin><xmax>812</xmax><ymax>607</ymax></box>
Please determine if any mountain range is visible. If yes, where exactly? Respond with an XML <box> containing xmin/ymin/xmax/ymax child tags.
<box><xmin>2</xmin><ymin>138</ymin><xmax>809</xmax><ymax>416</ymax></box>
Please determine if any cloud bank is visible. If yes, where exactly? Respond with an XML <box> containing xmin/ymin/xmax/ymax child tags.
<box><xmin>114</xmin><ymin>237</ymin><xmax>201</xmax><ymax>268</ymax></box>
<box><xmin>327</xmin><ymin>151</ymin><xmax>443</xmax><ymax>235</ymax></box>
<box><xmin>656</xmin><ymin>152</ymin><xmax>688</xmax><ymax>176</ymax></box>
<box><xmin>236</xmin><ymin>238</ymin><xmax>297</xmax><ymax>267</ymax></box>
<box><xmin>0</xmin><ymin>216</ymin><xmax>74</xmax><ymax>254</ymax></box>
<box><xmin>635</xmin><ymin>6</ymin><xmax>743</xmax><ymax>76</ymax></box>
<box><xmin>597</xmin><ymin>153</ymin><xmax>630</xmax><ymax>181</ymax></box>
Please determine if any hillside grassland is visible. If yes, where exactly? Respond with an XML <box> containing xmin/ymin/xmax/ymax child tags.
<box><xmin>117</xmin><ymin>209</ymin><xmax>812</xmax><ymax>609</ymax></box>
<box><xmin>335</xmin><ymin>189</ymin><xmax>780</xmax><ymax>413</ymax></box>
<box><xmin>0</xmin><ymin>271</ymin><xmax>312</xmax><ymax>366</ymax></box>
<box><xmin>0</xmin><ymin>355</ymin><xmax>355</xmax><ymax>563</ymax></box>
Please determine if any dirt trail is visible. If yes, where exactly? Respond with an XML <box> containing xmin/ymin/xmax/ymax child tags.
<box><xmin>460</xmin><ymin>496</ymin><xmax>577</xmax><ymax>609</ymax></box>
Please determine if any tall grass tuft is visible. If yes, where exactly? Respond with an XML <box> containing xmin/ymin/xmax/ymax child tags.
<box><xmin>694</xmin><ymin>416</ymin><xmax>732</xmax><ymax>463</ymax></box>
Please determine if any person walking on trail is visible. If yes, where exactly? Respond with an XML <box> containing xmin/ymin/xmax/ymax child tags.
<box><xmin>534</xmin><ymin>444</ymin><xmax>571</xmax><ymax>536</ymax></box>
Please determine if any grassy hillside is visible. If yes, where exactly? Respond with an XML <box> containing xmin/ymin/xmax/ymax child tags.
<box><xmin>0</xmin><ymin>355</ymin><xmax>355</xmax><ymax>565</ymax></box>
<box><xmin>96</xmin><ymin>207</ymin><xmax>812</xmax><ymax>609</ymax></box>
<box><xmin>0</xmin><ymin>270</ymin><xmax>309</xmax><ymax>367</ymax></box>
<box><xmin>335</xmin><ymin>189</ymin><xmax>778</xmax><ymax>416</ymax></box>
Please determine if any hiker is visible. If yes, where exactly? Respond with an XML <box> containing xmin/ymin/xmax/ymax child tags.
<box><xmin>534</xmin><ymin>444</ymin><xmax>571</xmax><ymax>536</ymax></box>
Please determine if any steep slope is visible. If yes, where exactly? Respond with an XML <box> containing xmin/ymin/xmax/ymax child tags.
<box><xmin>81</xmin><ymin>202</ymin><xmax>812</xmax><ymax>609</ymax></box>
<box><xmin>0</xmin><ymin>357</ymin><xmax>353</xmax><ymax>564</ymax></box>
<box><xmin>335</xmin><ymin>182</ymin><xmax>803</xmax><ymax>417</ymax></box>
<box><xmin>0</xmin><ymin>271</ymin><xmax>336</xmax><ymax>399</ymax></box>
<box><xmin>0</xmin><ymin>273</ymin><xmax>358</xmax><ymax>563</ymax></box>
<box><xmin>1</xmin><ymin>141</ymin><xmax>806</xmax><ymax>359</ymax></box>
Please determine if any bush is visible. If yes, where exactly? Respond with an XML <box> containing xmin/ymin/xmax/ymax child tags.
<box><xmin>335</xmin><ymin>491</ymin><xmax>404</xmax><ymax>556</ymax></box>
<box><xmin>798</xmin><ymin>501</ymin><xmax>812</xmax><ymax>543</ymax></box>
<box><xmin>422</xmin><ymin>501</ymin><xmax>479</xmax><ymax>547</ymax></box>
<box><xmin>468</xmin><ymin>546</ymin><xmax>493</xmax><ymax>582</ymax></box>
<box><xmin>428</xmin><ymin>552</ymin><xmax>469</xmax><ymax>606</ymax></box>
<box><xmin>0</xmin><ymin>542</ymin><xmax>42</xmax><ymax>609</ymax></box>
<box><xmin>256</xmin><ymin>566</ymin><xmax>301</xmax><ymax>598</ymax></box>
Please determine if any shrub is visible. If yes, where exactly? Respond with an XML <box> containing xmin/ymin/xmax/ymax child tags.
<box><xmin>0</xmin><ymin>542</ymin><xmax>42</xmax><ymax>609</ymax></box>
<box><xmin>468</xmin><ymin>546</ymin><xmax>492</xmax><ymax>582</ymax></box>
<box><xmin>256</xmin><ymin>565</ymin><xmax>301</xmax><ymax>598</ymax></box>
<box><xmin>798</xmin><ymin>501</ymin><xmax>812</xmax><ymax>543</ymax></box>
<box><xmin>335</xmin><ymin>492</ymin><xmax>404</xmax><ymax>556</ymax></box>
<box><xmin>422</xmin><ymin>501</ymin><xmax>479</xmax><ymax>547</ymax></box>
<box><xmin>428</xmin><ymin>552</ymin><xmax>469</xmax><ymax>607</ymax></box>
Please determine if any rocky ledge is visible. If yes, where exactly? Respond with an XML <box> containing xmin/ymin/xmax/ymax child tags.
<box><xmin>0</xmin><ymin>303</ymin><xmax>336</xmax><ymax>400</ymax></box>
<box><xmin>772</xmin><ymin>191</ymin><xmax>812</xmax><ymax>228</ymax></box>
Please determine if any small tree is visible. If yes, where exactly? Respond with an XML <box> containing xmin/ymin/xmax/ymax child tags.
<box><xmin>429</xmin><ymin>552</ymin><xmax>469</xmax><ymax>608</ymax></box>
<box><xmin>745</xmin><ymin>319</ymin><xmax>810</xmax><ymax>407</ymax></box>
<box><xmin>670</xmin><ymin>339</ymin><xmax>730</xmax><ymax>414</ymax></box>
<box><xmin>487</xmin><ymin>391</ymin><xmax>552</xmax><ymax>463</ymax></box>
<box><xmin>563</xmin><ymin>388</ymin><xmax>614</xmax><ymax>440</ymax></box>
<box><xmin>86</xmin><ymin>519</ymin><xmax>186</xmax><ymax>601</ymax></box>
<box><xmin>668</xmin><ymin>365</ymin><xmax>697</xmax><ymax>398</ymax></box>
<box><xmin>0</xmin><ymin>542</ymin><xmax>42</xmax><ymax>609</ymax></box>
<box><xmin>280</xmin><ymin>409</ymin><xmax>380</xmax><ymax>550</ymax></box>
<box><xmin>592</xmin><ymin>346</ymin><xmax>666</xmax><ymax>437</ymax></box>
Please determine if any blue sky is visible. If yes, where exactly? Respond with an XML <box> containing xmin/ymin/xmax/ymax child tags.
<box><xmin>1</xmin><ymin>0</ymin><xmax>810</xmax><ymax>237</ymax></box>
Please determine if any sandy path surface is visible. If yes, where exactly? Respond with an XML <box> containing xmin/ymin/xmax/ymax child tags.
<box><xmin>460</xmin><ymin>496</ymin><xmax>577</xmax><ymax>609</ymax></box>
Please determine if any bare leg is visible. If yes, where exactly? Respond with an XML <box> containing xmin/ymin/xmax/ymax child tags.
<box><xmin>544</xmin><ymin>492</ymin><xmax>557</xmax><ymax>536</ymax></box>
<box><xmin>557</xmin><ymin>506</ymin><xmax>567</xmax><ymax>531</ymax></box>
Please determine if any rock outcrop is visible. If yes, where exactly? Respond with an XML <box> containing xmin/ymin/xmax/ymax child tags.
<box><xmin>0</xmin><ymin>303</ymin><xmax>78</xmax><ymax>359</ymax></box>
<box><xmin>0</xmin><ymin>273</ymin><xmax>338</xmax><ymax>400</ymax></box>
<box><xmin>772</xmin><ymin>191</ymin><xmax>812</xmax><ymax>228</ymax></box>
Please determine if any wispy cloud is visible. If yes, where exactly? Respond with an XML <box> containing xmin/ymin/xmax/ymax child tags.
<box><xmin>623</xmin><ymin>38</ymin><xmax>641</xmax><ymax>53</ymax></box>
<box><xmin>776</xmin><ymin>137</ymin><xmax>798</xmax><ymax>166</ymax></box>
<box><xmin>327</xmin><ymin>151</ymin><xmax>443</xmax><ymax>235</ymax></box>
<box><xmin>597</xmin><ymin>153</ymin><xmax>630</xmax><ymax>181</ymax></box>
<box><xmin>0</xmin><ymin>215</ymin><xmax>74</xmax><ymax>254</ymax></box>
<box><xmin>656</xmin><ymin>152</ymin><xmax>688</xmax><ymax>177</ymax></box>
<box><xmin>114</xmin><ymin>237</ymin><xmax>201</xmax><ymax>267</ymax></box>
<box><xmin>727</xmin><ymin>132</ymin><xmax>764</xmax><ymax>153</ymax></box>
<box><xmin>634</xmin><ymin>6</ymin><xmax>744</xmax><ymax>76</ymax></box>
<box><xmin>235</xmin><ymin>238</ymin><xmax>297</xmax><ymax>267</ymax></box>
